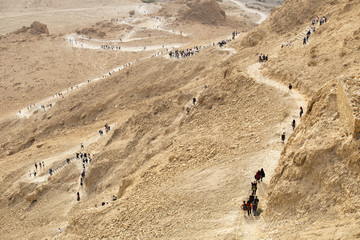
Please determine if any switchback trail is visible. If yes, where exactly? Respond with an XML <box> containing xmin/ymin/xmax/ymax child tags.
<box><xmin>236</xmin><ymin>63</ymin><xmax>307</xmax><ymax>239</ymax></box>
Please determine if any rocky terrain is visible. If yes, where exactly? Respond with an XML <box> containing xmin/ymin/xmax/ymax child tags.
<box><xmin>0</xmin><ymin>0</ymin><xmax>359</xmax><ymax>239</ymax></box>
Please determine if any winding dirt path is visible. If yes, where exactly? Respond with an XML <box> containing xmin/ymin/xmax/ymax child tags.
<box><xmin>236</xmin><ymin>63</ymin><xmax>307</xmax><ymax>239</ymax></box>
<box><xmin>228</xmin><ymin>0</ymin><xmax>269</xmax><ymax>24</ymax></box>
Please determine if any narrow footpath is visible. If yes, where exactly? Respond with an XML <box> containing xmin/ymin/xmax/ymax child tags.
<box><xmin>236</xmin><ymin>63</ymin><xmax>307</xmax><ymax>239</ymax></box>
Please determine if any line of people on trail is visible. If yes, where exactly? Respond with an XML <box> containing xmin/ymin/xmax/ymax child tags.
<box><xmin>312</xmin><ymin>16</ymin><xmax>327</xmax><ymax>26</ymax></box>
<box><xmin>303</xmin><ymin>15</ymin><xmax>327</xmax><ymax>45</ymax></box>
<box><xmin>242</xmin><ymin>168</ymin><xmax>265</xmax><ymax>216</ymax></box>
<box><xmin>303</xmin><ymin>27</ymin><xmax>316</xmax><ymax>45</ymax></box>
<box><xmin>259</xmin><ymin>53</ymin><xmax>268</xmax><ymax>62</ymax></box>
<box><xmin>304</xmin><ymin>16</ymin><xmax>327</xmax><ymax>45</ymax></box>
<box><xmin>29</xmin><ymin>161</ymin><xmax>45</xmax><ymax>177</ymax></box>
<box><xmin>169</xmin><ymin>46</ymin><xmax>201</xmax><ymax>58</ymax></box>
<box><xmin>281</xmin><ymin>106</ymin><xmax>304</xmax><ymax>143</ymax></box>
<box><xmin>101</xmin><ymin>45</ymin><xmax>122</xmax><ymax>50</ymax></box>
<box><xmin>169</xmin><ymin>31</ymin><xmax>239</xmax><ymax>59</ymax></box>
<box><xmin>282</xmin><ymin>15</ymin><xmax>327</xmax><ymax>48</ymax></box>
<box><xmin>77</xmin><ymin>143</ymin><xmax>93</xmax><ymax>201</ymax></box>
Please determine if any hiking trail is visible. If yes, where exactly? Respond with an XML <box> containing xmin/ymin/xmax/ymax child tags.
<box><xmin>228</xmin><ymin>0</ymin><xmax>269</xmax><ymax>24</ymax></box>
<box><xmin>234</xmin><ymin>63</ymin><xmax>307</xmax><ymax>239</ymax></box>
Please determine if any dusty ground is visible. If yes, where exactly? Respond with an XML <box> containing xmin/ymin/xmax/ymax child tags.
<box><xmin>0</xmin><ymin>0</ymin><xmax>358</xmax><ymax>239</ymax></box>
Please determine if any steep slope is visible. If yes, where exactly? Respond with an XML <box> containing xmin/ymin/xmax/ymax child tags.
<box><xmin>231</xmin><ymin>0</ymin><xmax>360</xmax><ymax>238</ymax></box>
<box><xmin>0</xmin><ymin>0</ymin><xmax>359</xmax><ymax>239</ymax></box>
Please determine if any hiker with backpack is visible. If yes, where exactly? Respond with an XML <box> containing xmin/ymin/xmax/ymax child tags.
<box><xmin>247</xmin><ymin>201</ymin><xmax>252</xmax><ymax>216</ymax></box>
<box><xmin>253</xmin><ymin>202</ymin><xmax>258</xmax><ymax>216</ymax></box>
<box><xmin>260</xmin><ymin>168</ymin><xmax>265</xmax><ymax>181</ymax></box>
<box><xmin>251</xmin><ymin>181</ymin><xmax>257</xmax><ymax>195</ymax></box>
<box><xmin>242</xmin><ymin>201</ymin><xmax>247</xmax><ymax>216</ymax></box>
<box><xmin>255</xmin><ymin>171</ymin><xmax>260</xmax><ymax>182</ymax></box>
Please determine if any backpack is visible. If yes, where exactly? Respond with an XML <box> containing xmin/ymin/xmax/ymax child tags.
<box><xmin>247</xmin><ymin>203</ymin><xmax>252</xmax><ymax>210</ymax></box>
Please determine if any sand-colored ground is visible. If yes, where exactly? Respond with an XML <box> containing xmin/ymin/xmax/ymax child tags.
<box><xmin>0</xmin><ymin>0</ymin><xmax>359</xmax><ymax>239</ymax></box>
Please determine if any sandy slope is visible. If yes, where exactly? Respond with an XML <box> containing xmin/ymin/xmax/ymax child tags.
<box><xmin>1</xmin><ymin>0</ymin><xmax>359</xmax><ymax>239</ymax></box>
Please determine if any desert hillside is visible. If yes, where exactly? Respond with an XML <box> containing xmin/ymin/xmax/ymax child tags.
<box><xmin>0</xmin><ymin>0</ymin><xmax>359</xmax><ymax>239</ymax></box>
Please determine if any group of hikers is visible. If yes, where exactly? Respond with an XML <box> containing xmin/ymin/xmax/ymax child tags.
<box><xmin>169</xmin><ymin>31</ymin><xmax>239</xmax><ymax>59</ymax></box>
<box><xmin>258</xmin><ymin>53</ymin><xmax>269</xmax><ymax>62</ymax></box>
<box><xmin>242</xmin><ymin>169</ymin><xmax>265</xmax><ymax>216</ymax></box>
<box><xmin>304</xmin><ymin>15</ymin><xmax>328</xmax><ymax>45</ymax></box>
<box><xmin>218</xmin><ymin>39</ymin><xmax>231</xmax><ymax>48</ymax></box>
<box><xmin>99</xmin><ymin>123</ymin><xmax>111</xmax><ymax>136</ymax></box>
<box><xmin>101</xmin><ymin>45</ymin><xmax>122</xmax><ymax>50</ymax></box>
<box><xmin>280</xmin><ymin>15</ymin><xmax>328</xmax><ymax>48</ymax></box>
<box><xmin>29</xmin><ymin>161</ymin><xmax>45</xmax><ymax>177</ymax></box>
<box><xmin>169</xmin><ymin>46</ymin><xmax>201</xmax><ymax>58</ymax></box>
<box><xmin>77</xmin><ymin>144</ymin><xmax>93</xmax><ymax>201</ymax></box>
<box><xmin>312</xmin><ymin>16</ymin><xmax>327</xmax><ymax>26</ymax></box>
<box><xmin>303</xmin><ymin>27</ymin><xmax>316</xmax><ymax>45</ymax></box>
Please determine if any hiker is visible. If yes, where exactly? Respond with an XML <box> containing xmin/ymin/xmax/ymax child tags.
<box><xmin>249</xmin><ymin>194</ymin><xmax>255</xmax><ymax>204</ymax></box>
<box><xmin>33</xmin><ymin>170</ymin><xmax>36</xmax><ymax>177</ymax></box>
<box><xmin>77</xmin><ymin>192</ymin><xmax>80</xmax><ymax>201</ymax></box>
<box><xmin>253</xmin><ymin>203</ymin><xmax>258</xmax><ymax>216</ymax></box>
<box><xmin>254</xmin><ymin>196</ymin><xmax>259</xmax><ymax>206</ymax></box>
<box><xmin>247</xmin><ymin>201</ymin><xmax>252</xmax><ymax>216</ymax></box>
<box><xmin>99</xmin><ymin>130</ymin><xmax>103</xmax><ymax>136</ymax></box>
<box><xmin>80</xmin><ymin>177</ymin><xmax>83</xmax><ymax>186</ymax></box>
<box><xmin>80</xmin><ymin>143</ymin><xmax>84</xmax><ymax>149</ymax></box>
<box><xmin>281</xmin><ymin>132</ymin><xmax>286</xmax><ymax>143</ymax></box>
<box><xmin>252</xmin><ymin>181</ymin><xmax>257</xmax><ymax>195</ymax></box>
<box><xmin>255</xmin><ymin>171</ymin><xmax>260</xmax><ymax>182</ymax></box>
<box><xmin>300</xmin><ymin>106</ymin><xmax>304</xmax><ymax>117</ymax></box>
<box><xmin>186</xmin><ymin>107</ymin><xmax>190</xmax><ymax>114</ymax></box>
<box><xmin>35</xmin><ymin>163</ymin><xmax>37</xmax><ymax>170</ymax></box>
<box><xmin>29</xmin><ymin>170</ymin><xmax>31</xmax><ymax>177</ymax></box>
<box><xmin>39</xmin><ymin>162</ymin><xmax>42</xmax><ymax>168</ymax></box>
<box><xmin>76</xmin><ymin>152</ymin><xmax>79</xmax><ymax>159</ymax></box>
<box><xmin>289</xmin><ymin>83</ymin><xmax>292</xmax><ymax>91</ymax></box>
<box><xmin>193</xmin><ymin>98</ymin><xmax>196</xmax><ymax>105</ymax></box>
<box><xmin>113</xmin><ymin>195</ymin><xmax>117</xmax><ymax>201</ymax></box>
<box><xmin>303</xmin><ymin>37</ymin><xmax>306</xmax><ymax>45</ymax></box>
<box><xmin>292</xmin><ymin>119</ymin><xmax>296</xmax><ymax>130</ymax></box>
<box><xmin>242</xmin><ymin>201</ymin><xmax>247</xmax><ymax>215</ymax></box>
<box><xmin>66</xmin><ymin>158</ymin><xmax>70</xmax><ymax>164</ymax></box>
<box><xmin>259</xmin><ymin>54</ymin><xmax>262</xmax><ymax>62</ymax></box>
<box><xmin>42</xmin><ymin>161</ymin><xmax>44</xmax><ymax>167</ymax></box>
<box><xmin>260</xmin><ymin>168</ymin><xmax>265</xmax><ymax>181</ymax></box>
